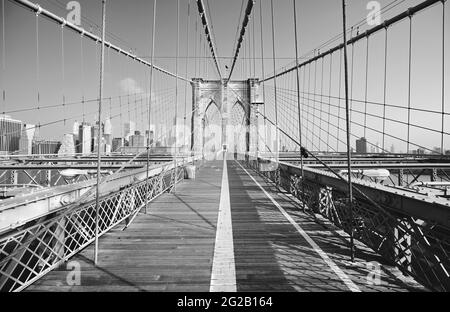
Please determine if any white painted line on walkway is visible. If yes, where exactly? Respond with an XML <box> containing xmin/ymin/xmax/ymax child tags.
<box><xmin>210</xmin><ymin>154</ymin><xmax>236</xmax><ymax>292</ymax></box>
<box><xmin>235</xmin><ymin>161</ymin><xmax>361</xmax><ymax>292</ymax></box>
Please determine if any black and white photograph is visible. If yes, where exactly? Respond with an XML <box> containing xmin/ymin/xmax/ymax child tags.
<box><xmin>0</xmin><ymin>0</ymin><xmax>449</xmax><ymax>301</ymax></box>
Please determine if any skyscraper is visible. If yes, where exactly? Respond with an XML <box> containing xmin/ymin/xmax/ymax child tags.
<box><xmin>112</xmin><ymin>137</ymin><xmax>124</xmax><ymax>152</ymax></box>
<box><xmin>0</xmin><ymin>115</ymin><xmax>23</xmax><ymax>154</ymax></box>
<box><xmin>19</xmin><ymin>124</ymin><xmax>35</xmax><ymax>155</ymax></box>
<box><xmin>32</xmin><ymin>140</ymin><xmax>61</xmax><ymax>155</ymax></box>
<box><xmin>78</xmin><ymin>122</ymin><xmax>92</xmax><ymax>155</ymax></box>
<box><xmin>130</xmin><ymin>131</ymin><xmax>145</xmax><ymax>147</ymax></box>
<box><xmin>124</xmin><ymin>121</ymin><xmax>135</xmax><ymax>141</ymax></box>
<box><xmin>104</xmin><ymin>117</ymin><xmax>113</xmax><ymax>153</ymax></box>
<box><xmin>58</xmin><ymin>134</ymin><xmax>76</xmax><ymax>156</ymax></box>
<box><xmin>73</xmin><ymin>121</ymin><xmax>80</xmax><ymax>140</ymax></box>
<box><xmin>356</xmin><ymin>137</ymin><xmax>367</xmax><ymax>154</ymax></box>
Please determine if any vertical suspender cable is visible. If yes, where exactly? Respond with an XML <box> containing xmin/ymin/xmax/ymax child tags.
<box><xmin>349</xmin><ymin>28</ymin><xmax>354</xmax><ymax>126</ymax></box>
<box><xmin>407</xmin><ymin>14</ymin><xmax>412</xmax><ymax>154</ymax></box>
<box><xmin>35</xmin><ymin>11</ymin><xmax>40</xmax><ymax>138</ymax></box>
<box><xmin>259</xmin><ymin>0</ymin><xmax>266</xmax><ymax>150</ymax></box>
<box><xmin>252</xmin><ymin>9</ymin><xmax>256</xmax><ymax>79</ymax></box>
<box><xmin>80</xmin><ymin>33</ymin><xmax>85</xmax><ymax>122</ymax></box>
<box><xmin>184</xmin><ymin>0</ymin><xmax>190</xmax><ymax>151</ymax></box>
<box><xmin>243</xmin><ymin>39</ymin><xmax>246</xmax><ymax>78</ymax></box>
<box><xmin>2</xmin><ymin>0</ymin><xmax>5</xmax><ymax>115</ymax></box>
<box><xmin>270</xmin><ymin>0</ymin><xmax>279</xmax><ymax>162</ymax></box>
<box><xmin>94</xmin><ymin>0</ymin><xmax>106</xmax><ymax>266</ymax></box>
<box><xmin>194</xmin><ymin>16</ymin><xmax>198</xmax><ymax>77</ymax></box>
<box><xmin>146</xmin><ymin>0</ymin><xmax>157</xmax><ymax>213</ymax></box>
<box><xmin>61</xmin><ymin>23</ymin><xmax>66</xmax><ymax>126</ymax></box>
<box><xmin>319</xmin><ymin>57</ymin><xmax>324</xmax><ymax>151</ymax></box>
<box><xmin>441</xmin><ymin>0</ymin><xmax>446</xmax><ymax>155</ymax></box>
<box><xmin>364</xmin><ymin>36</ymin><xmax>369</xmax><ymax>139</ymax></box>
<box><xmin>307</xmin><ymin>63</ymin><xmax>311</xmax><ymax>145</ymax></box>
<box><xmin>174</xmin><ymin>0</ymin><xmax>180</xmax><ymax>192</ymax></box>
<box><xmin>292</xmin><ymin>0</ymin><xmax>305</xmax><ymax>211</ymax></box>
<box><xmin>382</xmin><ymin>27</ymin><xmax>388</xmax><ymax>151</ymax></box>
<box><xmin>328</xmin><ymin>52</ymin><xmax>333</xmax><ymax>151</ymax></box>
<box><xmin>108</xmin><ymin>46</ymin><xmax>112</xmax><ymax>120</ymax></box>
<box><xmin>302</xmin><ymin>64</ymin><xmax>306</xmax><ymax>148</ymax></box>
<box><xmin>341</xmin><ymin>0</ymin><xmax>355</xmax><ymax>262</ymax></box>
<box><xmin>249</xmin><ymin>15</ymin><xmax>253</xmax><ymax>78</ymax></box>
<box><xmin>313</xmin><ymin>59</ymin><xmax>317</xmax><ymax>149</ymax></box>
<box><xmin>337</xmin><ymin>48</ymin><xmax>342</xmax><ymax>151</ymax></box>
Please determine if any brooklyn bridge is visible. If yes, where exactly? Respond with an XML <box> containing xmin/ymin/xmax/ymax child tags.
<box><xmin>0</xmin><ymin>0</ymin><xmax>449</xmax><ymax>292</ymax></box>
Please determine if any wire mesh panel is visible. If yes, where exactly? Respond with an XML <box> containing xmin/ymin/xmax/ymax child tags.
<box><xmin>0</xmin><ymin>163</ymin><xmax>184</xmax><ymax>292</ymax></box>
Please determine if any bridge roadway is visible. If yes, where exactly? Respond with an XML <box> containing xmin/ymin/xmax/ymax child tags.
<box><xmin>25</xmin><ymin>156</ymin><xmax>426</xmax><ymax>292</ymax></box>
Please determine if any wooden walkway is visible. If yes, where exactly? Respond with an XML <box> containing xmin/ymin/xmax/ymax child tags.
<box><xmin>25</xmin><ymin>157</ymin><xmax>425</xmax><ymax>292</ymax></box>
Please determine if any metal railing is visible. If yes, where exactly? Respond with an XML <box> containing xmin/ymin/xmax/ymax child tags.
<box><xmin>0</xmin><ymin>160</ymin><xmax>188</xmax><ymax>292</ymax></box>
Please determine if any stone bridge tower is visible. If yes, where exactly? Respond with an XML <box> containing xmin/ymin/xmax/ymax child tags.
<box><xmin>190</xmin><ymin>78</ymin><xmax>262</xmax><ymax>158</ymax></box>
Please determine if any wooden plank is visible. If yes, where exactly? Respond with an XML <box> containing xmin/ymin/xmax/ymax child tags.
<box><xmin>227</xmin><ymin>161</ymin><xmax>426</xmax><ymax>292</ymax></box>
<box><xmin>25</xmin><ymin>161</ymin><xmax>223</xmax><ymax>292</ymax></box>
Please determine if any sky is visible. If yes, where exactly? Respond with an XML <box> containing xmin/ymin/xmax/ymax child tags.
<box><xmin>0</xmin><ymin>0</ymin><xmax>449</xmax><ymax>153</ymax></box>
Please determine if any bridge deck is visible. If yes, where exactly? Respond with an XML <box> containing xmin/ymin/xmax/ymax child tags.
<box><xmin>25</xmin><ymin>157</ymin><xmax>425</xmax><ymax>292</ymax></box>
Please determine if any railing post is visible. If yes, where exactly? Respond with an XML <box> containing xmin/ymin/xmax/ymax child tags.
<box><xmin>398</xmin><ymin>169</ymin><xmax>405</xmax><ymax>186</ymax></box>
<box><xmin>54</xmin><ymin>218</ymin><xmax>66</xmax><ymax>264</ymax></box>
<box><xmin>341</xmin><ymin>0</ymin><xmax>355</xmax><ymax>261</ymax></box>
<box><xmin>431</xmin><ymin>168</ymin><xmax>438</xmax><ymax>182</ymax></box>
<box><xmin>94</xmin><ymin>0</ymin><xmax>107</xmax><ymax>266</ymax></box>
<box><xmin>10</xmin><ymin>170</ymin><xmax>17</xmax><ymax>185</ymax></box>
<box><xmin>46</xmin><ymin>169</ymin><xmax>51</xmax><ymax>187</ymax></box>
<box><xmin>394</xmin><ymin>218</ymin><xmax>413</xmax><ymax>273</ymax></box>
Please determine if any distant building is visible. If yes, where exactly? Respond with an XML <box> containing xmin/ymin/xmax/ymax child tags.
<box><xmin>91</xmin><ymin>122</ymin><xmax>104</xmax><ymax>153</ymax></box>
<box><xmin>390</xmin><ymin>144</ymin><xmax>395</xmax><ymax>153</ymax></box>
<box><xmin>130</xmin><ymin>130</ymin><xmax>145</xmax><ymax>147</ymax></box>
<box><xmin>145</xmin><ymin>130</ymin><xmax>154</xmax><ymax>146</ymax></box>
<box><xmin>112</xmin><ymin>137</ymin><xmax>124</xmax><ymax>152</ymax></box>
<box><xmin>58</xmin><ymin>134</ymin><xmax>76</xmax><ymax>156</ymax></box>
<box><xmin>412</xmin><ymin>148</ymin><xmax>426</xmax><ymax>155</ymax></box>
<box><xmin>124</xmin><ymin>121</ymin><xmax>135</xmax><ymax>141</ymax></box>
<box><xmin>104</xmin><ymin>117</ymin><xmax>112</xmax><ymax>153</ymax></box>
<box><xmin>0</xmin><ymin>115</ymin><xmax>22</xmax><ymax>154</ymax></box>
<box><xmin>19</xmin><ymin>124</ymin><xmax>35</xmax><ymax>155</ymax></box>
<box><xmin>355</xmin><ymin>137</ymin><xmax>367</xmax><ymax>154</ymax></box>
<box><xmin>78</xmin><ymin>122</ymin><xmax>92</xmax><ymax>155</ymax></box>
<box><xmin>375</xmin><ymin>142</ymin><xmax>380</xmax><ymax>153</ymax></box>
<box><xmin>32</xmin><ymin>140</ymin><xmax>61</xmax><ymax>155</ymax></box>
<box><xmin>73</xmin><ymin>121</ymin><xmax>80</xmax><ymax>141</ymax></box>
<box><xmin>433</xmin><ymin>147</ymin><xmax>442</xmax><ymax>154</ymax></box>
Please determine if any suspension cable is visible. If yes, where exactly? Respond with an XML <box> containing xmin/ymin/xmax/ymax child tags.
<box><xmin>61</xmin><ymin>21</ymin><xmax>66</xmax><ymax>125</ymax></box>
<box><xmin>270</xmin><ymin>0</ymin><xmax>279</xmax><ymax>161</ymax></box>
<box><xmin>35</xmin><ymin>9</ymin><xmax>40</xmax><ymax>136</ymax></box>
<box><xmin>145</xmin><ymin>0</ymin><xmax>157</xmax><ymax>213</ymax></box>
<box><xmin>12</xmin><ymin>0</ymin><xmax>191</xmax><ymax>82</ymax></box>
<box><xmin>227</xmin><ymin>0</ymin><xmax>254</xmax><ymax>81</ymax></box>
<box><xmin>261</xmin><ymin>0</ymin><xmax>443</xmax><ymax>83</ymax></box>
<box><xmin>195</xmin><ymin>0</ymin><xmax>221</xmax><ymax>79</ymax></box>
<box><xmin>184</xmin><ymin>0</ymin><xmax>190</xmax><ymax>149</ymax></box>
<box><xmin>341</xmin><ymin>0</ymin><xmax>355</xmax><ymax>262</ymax></box>
<box><xmin>407</xmin><ymin>15</ymin><xmax>413</xmax><ymax>153</ymax></box>
<box><xmin>292</xmin><ymin>0</ymin><xmax>305</xmax><ymax>211</ymax></box>
<box><xmin>2</xmin><ymin>0</ymin><xmax>6</xmax><ymax>115</ymax></box>
<box><xmin>259</xmin><ymin>0</ymin><xmax>266</xmax><ymax>149</ymax></box>
<box><xmin>441</xmin><ymin>0</ymin><xmax>446</xmax><ymax>154</ymax></box>
<box><xmin>174</xmin><ymin>0</ymin><xmax>180</xmax><ymax>192</ymax></box>
<box><xmin>382</xmin><ymin>26</ymin><xmax>389</xmax><ymax>151</ymax></box>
